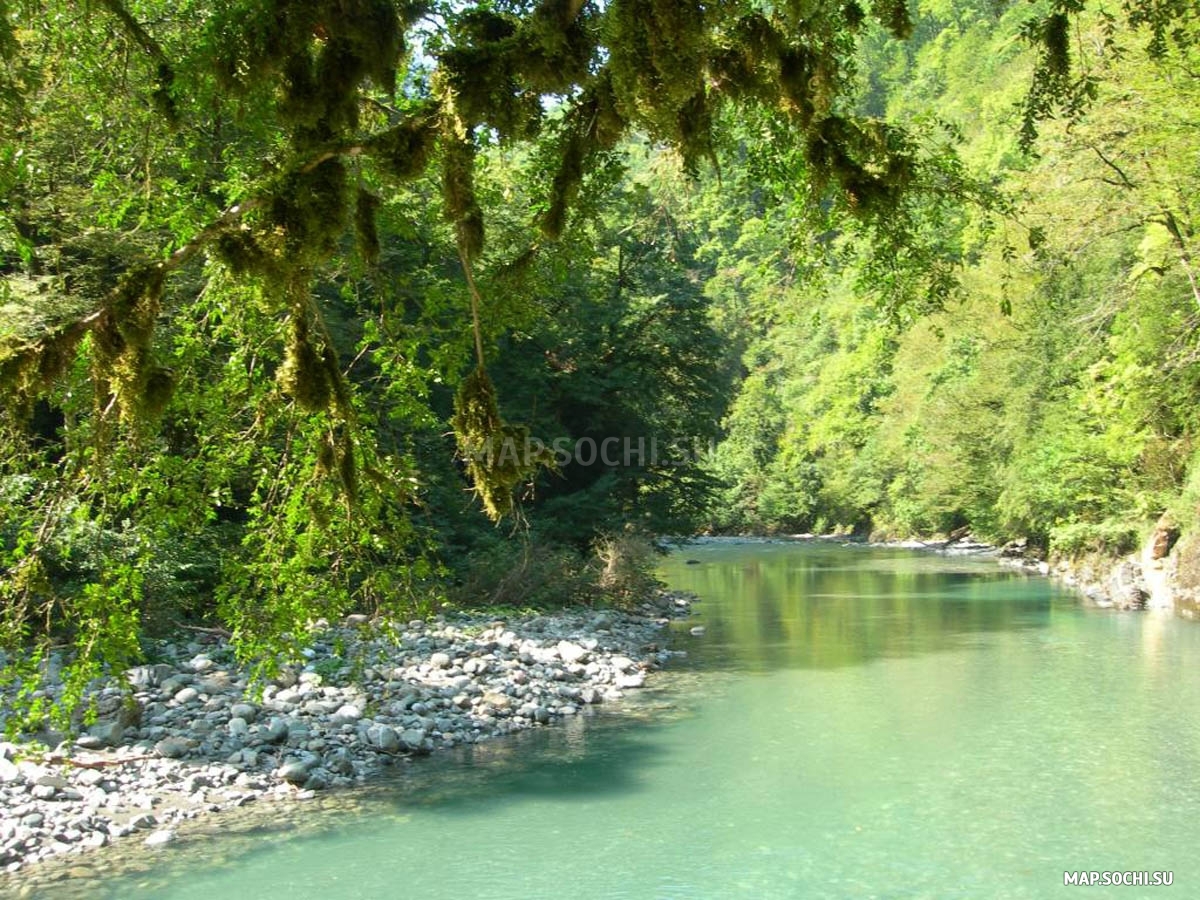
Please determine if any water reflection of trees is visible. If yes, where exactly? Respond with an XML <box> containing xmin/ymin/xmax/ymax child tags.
<box><xmin>664</xmin><ymin>546</ymin><xmax>1060</xmax><ymax>672</ymax></box>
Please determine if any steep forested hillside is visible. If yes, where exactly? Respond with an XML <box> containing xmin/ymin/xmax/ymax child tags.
<box><xmin>706</xmin><ymin>2</ymin><xmax>1200</xmax><ymax>568</ymax></box>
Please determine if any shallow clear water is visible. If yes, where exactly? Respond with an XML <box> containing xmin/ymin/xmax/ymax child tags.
<box><xmin>90</xmin><ymin>541</ymin><xmax>1200</xmax><ymax>898</ymax></box>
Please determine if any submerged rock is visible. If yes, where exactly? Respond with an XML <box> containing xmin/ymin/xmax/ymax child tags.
<box><xmin>143</xmin><ymin>830</ymin><xmax>176</xmax><ymax>848</ymax></box>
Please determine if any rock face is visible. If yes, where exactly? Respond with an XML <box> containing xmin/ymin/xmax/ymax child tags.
<box><xmin>1001</xmin><ymin>521</ymin><xmax>1188</xmax><ymax>612</ymax></box>
<box><xmin>0</xmin><ymin>591</ymin><xmax>695</xmax><ymax>878</ymax></box>
<box><xmin>1151</xmin><ymin>515</ymin><xmax>1180</xmax><ymax>561</ymax></box>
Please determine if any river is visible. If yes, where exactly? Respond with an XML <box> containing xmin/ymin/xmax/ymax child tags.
<box><xmin>69</xmin><ymin>540</ymin><xmax>1200</xmax><ymax>897</ymax></box>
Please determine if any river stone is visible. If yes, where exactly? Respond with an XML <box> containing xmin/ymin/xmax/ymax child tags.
<box><xmin>326</xmin><ymin>749</ymin><xmax>355</xmax><ymax>776</ymax></box>
<box><xmin>481</xmin><ymin>691</ymin><xmax>511</xmax><ymax>710</ymax></box>
<box><xmin>616</xmin><ymin>671</ymin><xmax>646</xmax><ymax>689</ymax></box>
<box><xmin>159</xmin><ymin>676</ymin><xmax>191</xmax><ymax>696</ymax></box>
<box><xmin>556</xmin><ymin>641</ymin><xmax>589</xmax><ymax>664</ymax></box>
<box><xmin>198</xmin><ymin>676</ymin><xmax>232</xmax><ymax>694</ymax></box>
<box><xmin>126</xmin><ymin>664</ymin><xmax>175</xmax><ymax>690</ymax></box>
<box><xmin>155</xmin><ymin>736</ymin><xmax>193</xmax><ymax>759</ymax></box>
<box><xmin>0</xmin><ymin>758</ymin><xmax>19</xmax><ymax>784</ymax></box>
<box><xmin>85</xmin><ymin>721</ymin><xmax>126</xmax><ymax>748</ymax></box>
<box><xmin>330</xmin><ymin>705</ymin><xmax>361</xmax><ymax>726</ymax></box>
<box><xmin>173</xmin><ymin>687</ymin><xmax>199</xmax><ymax>704</ymax></box>
<box><xmin>263</xmin><ymin>718</ymin><xmax>290</xmax><ymax>744</ymax></box>
<box><xmin>370</xmin><ymin>725</ymin><xmax>400</xmax><ymax>753</ymax></box>
<box><xmin>399</xmin><ymin>729</ymin><xmax>426</xmax><ymax>752</ymax></box>
<box><xmin>303</xmin><ymin>770</ymin><xmax>330</xmax><ymax>791</ymax></box>
<box><xmin>276</xmin><ymin>759</ymin><xmax>313</xmax><ymax>785</ymax></box>
<box><xmin>429</xmin><ymin>652</ymin><xmax>451</xmax><ymax>669</ymax></box>
<box><xmin>229</xmin><ymin>703</ymin><xmax>257</xmax><ymax>723</ymax></box>
<box><xmin>144</xmin><ymin>829</ymin><xmax>176</xmax><ymax>847</ymax></box>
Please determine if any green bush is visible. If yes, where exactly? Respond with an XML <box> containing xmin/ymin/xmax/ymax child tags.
<box><xmin>1050</xmin><ymin>520</ymin><xmax>1143</xmax><ymax>558</ymax></box>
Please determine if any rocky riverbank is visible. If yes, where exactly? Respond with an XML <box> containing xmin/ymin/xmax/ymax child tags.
<box><xmin>0</xmin><ymin>591</ymin><xmax>693</xmax><ymax>878</ymax></box>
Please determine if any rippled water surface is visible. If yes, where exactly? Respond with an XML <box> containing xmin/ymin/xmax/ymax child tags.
<box><xmin>81</xmin><ymin>541</ymin><xmax>1200</xmax><ymax>898</ymax></box>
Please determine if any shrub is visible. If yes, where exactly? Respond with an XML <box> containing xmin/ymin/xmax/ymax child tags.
<box><xmin>1050</xmin><ymin>519</ymin><xmax>1143</xmax><ymax>558</ymax></box>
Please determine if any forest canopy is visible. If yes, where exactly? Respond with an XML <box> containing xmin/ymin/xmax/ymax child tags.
<box><xmin>1</xmin><ymin>0</ymin><xmax>1197</xmax><ymax>721</ymax></box>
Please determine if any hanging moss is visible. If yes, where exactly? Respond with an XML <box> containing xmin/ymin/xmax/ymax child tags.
<box><xmin>365</xmin><ymin>104</ymin><xmax>440</xmax><ymax>180</ymax></box>
<box><xmin>268</xmin><ymin>159</ymin><xmax>351</xmax><ymax>262</ymax></box>
<box><xmin>542</xmin><ymin>130</ymin><xmax>586</xmax><ymax>240</ymax></box>
<box><xmin>1042</xmin><ymin>13</ymin><xmax>1071</xmax><ymax>78</ymax></box>
<box><xmin>332</xmin><ymin>0</ymin><xmax>403</xmax><ymax>92</ymax></box>
<box><xmin>277</xmin><ymin>311</ymin><xmax>332</xmax><ymax>412</ymax></box>
<box><xmin>457</xmin><ymin>8</ymin><xmax>518</xmax><ymax>44</ymax></box>
<box><xmin>734</xmin><ymin>13</ymin><xmax>784</xmax><ymax>67</ymax></box>
<box><xmin>214</xmin><ymin>229</ymin><xmax>277</xmax><ymax>279</ymax></box>
<box><xmin>84</xmin><ymin>263</ymin><xmax>168</xmax><ymax>422</ymax></box>
<box><xmin>278</xmin><ymin>50</ymin><xmax>322</xmax><ymax>131</ymax></box>
<box><xmin>151</xmin><ymin>62</ymin><xmax>179</xmax><ymax>127</ymax></box>
<box><xmin>140</xmin><ymin>365</ymin><xmax>176</xmax><ymax>419</ymax></box>
<box><xmin>676</xmin><ymin>90</ymin><xmax>715</xmax><ymax>174</ymax></box>
<box><xmin>438</xmin><ymin>44</ymin><xmax>543</xmax><ymax>139</ymax></box>
<box><xmin>606</xmin><ymin>0</ymin><xmax>712</xmax><ymax>155</ymax></box>
<box><xmin>433</xmin><ymin>8</ymin><xmax>551</xmax><ymax>138</ymax></box>
<box><xmin>873</xmin><ymin>0</ymin><xmax>912</xmax><ymax>40</ymax></box>
<box><xmin>441</xmin><ymin>127</ymin><xmax>485</xmax><ymax>261</ymax></box>
<box><xmin>274</xmin><ymin>277</ymin><xmax>352</xmax><ymax>417</ymax></box>
<box><xmin>209</xmin><ymin>0</ymin><xmax>320</xmax><ymax>92</ymax></box>
<box><xmin>585</xmin><ymin>70</ymin><xmax>627</xmax><ymax>149</ymax></box>
<box><xmin>452</xmin><ymin>365</ymin><xmax>550</xmax><ymax>521</ymax></box>
<box><xmin>354</xmin><ymin>188</ymin><xmax>381</xmax><ymax>266</ymax></box>
<box><xmin>515</xmin><ymin>0</ymin><xmax>596</xmax><ymax>94</ymax></box>
<box><xmin>211</xmin><ymin>0</ymin><xmax>402</xmax><ymax>99</ymax></box>
<box><xmin>321</xmin><ymin>338</ymin><xmax>351</xmax><ymax>415</ymax></box>
<box><xmin>0</xmin><ymin>327</ymin><xmax>85</xmax><ymax>423</ymax></box>
<box><xmin>805</xmin><ymin>115</ymin><xmax>916</xmax><ymax>217</ymax></box>
<box><xmin>843</xmin><ymin>1</ymin><xmax>866</xmax><ymax>30</ymax></box>
<box><xmin>315</xmin><ymin>432</ymin><xmax>338</xmax><ymax>476</ymax></box>
<box><xmin>110</xmin><ymin>263</ymin><xmax>166</xmax><ymax>349</ymax></box>
<box><xmin>33</xmin><ymin>330</ymin><xmax>81</xmax><ymax>388</ymax></box>
<box><xmin>312</xmin><ymin>38</ymin><xmax>364</xmax><ymax>139</ymax></box>
<box><xmin>777</xmin><ymin>45</ymin><xmax>816</xmax><ymax>127</ymax></box>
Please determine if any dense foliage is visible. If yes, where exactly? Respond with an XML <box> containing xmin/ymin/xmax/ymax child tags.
<box><xmin>0</xmin><ymin>0</ymin><xmax>1196</xmax><ymax>721</ymax></box>
<box><xmin>706</xmin><ymin>2</ymin><xmax>1200</xmax><ymax>563</ymax></box>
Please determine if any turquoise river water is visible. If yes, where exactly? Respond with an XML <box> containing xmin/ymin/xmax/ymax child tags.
<box><xmin>78</xmin><ymin>540</ymin><xmax>1200</xmax><ymax>897</ymax></box>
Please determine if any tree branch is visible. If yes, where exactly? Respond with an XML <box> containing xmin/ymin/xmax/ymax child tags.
<box><xmin>96</xmin><ymin>0</ymin><xmax>170</xmax><ymax>68</ymax></box>
<box><xmin>1089</xmin><ymin>144</ymin><xmax>1136</xmax><ymax>189</ymax></box>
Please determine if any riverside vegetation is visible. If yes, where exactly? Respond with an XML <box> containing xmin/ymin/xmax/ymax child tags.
<box><xmin>0</xmin><ymin>0</ymin><xmax>1198</xmax><ymax>875</ymax></box>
